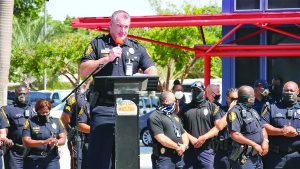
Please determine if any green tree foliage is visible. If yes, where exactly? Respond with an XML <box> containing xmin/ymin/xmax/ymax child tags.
<box><xmin>14</xmin><ymin>0</ymin><xmax>44</xmax><ymax>23</ymax></box>
<box><xmin>142</xmin><ymin>0</ymin><xmax>222</xmax><ymax>90</ymax></box>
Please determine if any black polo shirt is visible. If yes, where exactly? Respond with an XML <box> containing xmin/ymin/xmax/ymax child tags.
<box><xmin>148</xmin><ymin>110</ymin><xmax>185</xmax><ymax>145</ymax></box>
<box><xmin>178</xmin><ymin>100</ymin><xmax>217</xmax><ymax>138</ymax></box>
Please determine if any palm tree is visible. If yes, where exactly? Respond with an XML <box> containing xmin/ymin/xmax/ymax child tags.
<box><xmin>0</xmin><ymin>0</ymin><xmax>14</xmax><ymax>106</ymax></box>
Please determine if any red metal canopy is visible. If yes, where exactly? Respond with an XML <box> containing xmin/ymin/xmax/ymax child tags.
<box><xmin>72</xmin><ymin>12</ymin><xmax>300</xmax><ymax>88</ymax></box>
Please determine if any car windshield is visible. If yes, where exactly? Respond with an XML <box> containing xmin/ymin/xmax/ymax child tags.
<box><xmin>60</xmin><ymin>91</ymin><xmax>71</xmax><ymax>100</ymax></box>
<box><xmin>52</xmin><ymin>102</ymin><xmax>66</xmax><ymax>111</ymax></box>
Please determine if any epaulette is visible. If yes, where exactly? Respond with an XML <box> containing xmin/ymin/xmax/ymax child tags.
<box><xmin>128</xmin><ymin>38</ymin><xmax>139</xmax><ymax>44</ymax></box>
<box><xmin>96</xmin><ymin>34</ymin><xmax>106</xmax><ymax>39</ymax></box>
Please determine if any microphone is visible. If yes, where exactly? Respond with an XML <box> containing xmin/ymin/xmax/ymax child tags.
<box><xmin>115</xmin><ymin>38</ymin><xmax>124</xmax><ymax>65</ymax></box>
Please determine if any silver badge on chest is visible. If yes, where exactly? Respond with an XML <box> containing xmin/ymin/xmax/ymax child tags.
<box><xmin>203</xmin><ymin>109</ymin><xmax>208</xmax><ymax>116</ymax></box>
<box><xmin>52</xmin><ymin>123</ymin><xmax>57</xmax><ymax>129</ymax></box>
<box><xmin>128</xmin><ymin>48</ymin><xmax>135</xmax><ymax>55</ymax></box>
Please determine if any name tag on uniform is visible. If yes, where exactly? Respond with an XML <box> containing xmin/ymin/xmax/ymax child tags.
<box><xmin>101</xmin><ymin>48</ymin><xmax>110</xmax><ymax>54</ymax></box>
<box><xmin>33</xmin><ymin>127</ymin><xmax>40</xmax><ymax>133</ymax></box>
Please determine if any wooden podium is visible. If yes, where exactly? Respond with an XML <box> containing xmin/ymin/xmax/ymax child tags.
<box><xmin>94</xmin><ymin>75</ymin><xmax>159</xmax><ymax>169</ymax></box>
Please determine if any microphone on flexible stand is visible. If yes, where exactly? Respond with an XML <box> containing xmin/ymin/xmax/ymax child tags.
<box><xmin>115</xmin><ymin>38</ymin><xmax>124</xmax><ymax>65</ymax></box>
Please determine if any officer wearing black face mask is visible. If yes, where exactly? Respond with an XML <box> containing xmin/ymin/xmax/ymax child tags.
<box><xmin>261</xmin><ymin>81</ymin><xmax>300</xmax><ymax>168</ymax></box>
<box><xmin>206</xmin><ymin>84</ymin><xmax>222</xmax><ymax>107</ymax></box>
<box><xmin>148</xmin><ymin>91</ymin><xmax>189</xmax><ymax>169</ymax></box>
<box><xmin>227</xmin><ymin>86</ymin><xmax>268</xmax><ymax>169</ymax></box>
<box><xmin>253</xmin><ymin>79</ymin><xmax>275</xmax><ymax>115</ymax></box>
<box><xmin>0</xmin><ymin>85</ymin><xmax>36</xmax><ymax>169</ymax></box>
<box><xmin>177</xmin><ymin>81</ymin><xmax>219</xmax><ymax>169</ymax></box>
<box><xmin>268</xmin><ymin>75</ymin><xmax>284</xmax><ymax>103</ymax></box>
<box><xmin>22</xmin><ymin>99</ymin><xmax>66</xmax><ymax>169</ymax></box>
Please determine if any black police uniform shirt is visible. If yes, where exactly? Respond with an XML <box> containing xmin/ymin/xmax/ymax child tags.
<box><xmin>80</xmin><ymin>34</ymin><xmax>155</xmax><ymax>99</ymax></box>
<box><xmin>261</xmin><ymin>102</ymin><xmax>300</xmax><ymax>148</ymax></box>
<box><xmin>63</xmin><ymin>93</ymin><xmax>89</xmax><ymax>128</ymax></box>
<box><xmin>178</xmin><ymin>100</ymin><xmax>217</xmax><ymax>139</ymax></box>
<box><xmin>213</xmin><ymin>105</ymin><xmax>231</xmax><ymax>140</ymax></box>
<box><xmin>147</xmin><ymin>110</ymin><xmax>185</xmax><ymax>148</ymax></box>
<box><xmin>253</xmin><ymin>96</ymin><xmax>274</xmax><ymax>116</ymax></box>
<box><xmin>78</xmin><ymin>101</ymin><xmax>90</xmax><ymax>138</ymax></box>
<box><xmin>23</xmin><ymin>116</ymin><xmax>65</xmax><ymax>152</ymax></box>
<box><xmin>227</xmin><ymin>105</ymin><xmax>264</xmax><ymax>145</ymax></box>
<box><xmin>2</xmin><ymin>102</ymin><xmax>35</xmax><ymax>145</ymax></box>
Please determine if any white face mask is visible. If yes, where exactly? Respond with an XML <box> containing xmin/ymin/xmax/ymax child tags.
<box><xmin>175</xmin><ymin>91</ymin><xmax>183</xmax><ymax>100</ymax></box>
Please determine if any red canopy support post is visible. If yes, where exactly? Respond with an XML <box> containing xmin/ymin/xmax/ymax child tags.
<box><xmin>204</xmin><ymin>55</ymin><xmax>211</xmax><ymax>91</ymax></box>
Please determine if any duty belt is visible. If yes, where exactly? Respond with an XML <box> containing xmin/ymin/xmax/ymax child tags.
<box><xmin>269</xmin><ymin>143</ymin><xmax>300</xmax><ymax>153</ymax></box>
<box><xmin>215</xmin><ymin>138</ymin><xmax>231</xmax><ymax>152</ymax></box>
<box><xmin>159</xmin><ymin>147</ymin><xmax>177</xmax><ymax>155</ymax></box>
<box><xmin>200</xmin><ymin>139</ymin><xmax>213</xmax><ymax>150</ymax></box>
<box><xmin>30</xmin><ymin>149</ymin><xmax>57</xmax><ymax>156</ymax></box>
<box><xmin>12</xmin><ymin>144</ymin><xmax>25</xmax><ymax>153</ymax></box>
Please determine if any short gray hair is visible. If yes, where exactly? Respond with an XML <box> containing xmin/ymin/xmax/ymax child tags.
<box><xmin>111</xmin><ymin>10</ymin><xmax>130</xmax><ymax>23</ymax></box>
<box><xmin>159</xmin><ymin>91</ymin><xmax>172</xmax><ymax>104</ymax></box>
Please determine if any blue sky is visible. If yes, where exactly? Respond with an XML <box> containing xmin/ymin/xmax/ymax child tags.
<box><xmin>47</xmin><ymin>0</ymin><xmax>221</xmax><ymax>21</ymax></box>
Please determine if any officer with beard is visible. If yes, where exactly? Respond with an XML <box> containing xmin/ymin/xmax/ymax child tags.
<box><xmin>269</xmin><ymin>75</ymin><xmax>284</xmax><ymax>103</ymax></box>
<box><xmin>148</xmin><ymin>91</ymin><xmax>189</xmax><ymax>169</ymax></box>
<box><xmin>213</xmin><ymin>88</ymin><xmax>238</xmax><ymax>169</ymax></box>
<box><xmin>253</xmin><ymin>79</ymin><xmax>274</xmax><ymax>115</ymax></box>
<box><xmin>1</xmin><ymin>86</ymin><xmax>36</xmax><ymax>169</ymax></box>
<box><xmin>227</xmin><ymin>86</ymin><xmax>268</xmax><ymax>169</ymax></box>
<box><xmin>178</xmin><ymin>81</ymin><xmax>219</xmax><ymax>169</ymax></box>
<box><xmin>261</xmin><ymin>81</ymin><xmax>300</xmax><ymax>168</ymax></box>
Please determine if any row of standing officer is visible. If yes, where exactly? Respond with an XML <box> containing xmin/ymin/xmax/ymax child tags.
<box><xmin>0</xmin><ymin>86</ymin><xmax>67</xmax><ymax>169</ymax></box>
<box><xmin>212</xmin><ymin>78</ymin><xmax>300</xmax><ymax>169</ymax></box>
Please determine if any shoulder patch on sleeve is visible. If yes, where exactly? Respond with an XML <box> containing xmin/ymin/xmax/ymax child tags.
<box><xmin>23</xmin><ymin>120</ymin><xmax>30</xmax><ymax>129</ymax></box>
<box><xmin>261</xmin><ymin>107</ymin><xmax>268</xmax><ymax>117</ymax></box>
<box><xmin>85</xmin><ymin>44</ymin><xmax>93</xmax><ymax>56</ymax></box>
<box><xmin>65</xmin><ymin>106</ymin><xmax>71</xmax><ymax>112</ymax></box>
<box><xmin>146</xmin><ymin>49</ymin><xmax>152</xmax><ymax>58</ymax></box>
<box><xmin>213</xmin><ymin>106</ymin><xmax>219</xmax><ymax>116</ymax></box>
<box><xmin>68</xmin><ymin>97</ymin><xmax>76</xmax><ymax>105</ymax></box>
<box><xmin>78</xmin><ymin>106</ymin><xmax>84</xmax><ymax>117</ymax></box>
<box><xmin>229</xmin><ymin>112</ymin><xmax>237</xmax><ymax>122</ymax></box>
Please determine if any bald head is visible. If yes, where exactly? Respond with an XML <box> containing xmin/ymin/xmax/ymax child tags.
<box><xmin>238</xmin><ymin>86</ymin><xmax>254</xmax><ymax>97</ymax></box>
<box><xmin>159</xmin><ymin>91</ymin><xmax>175</xmax><ymax>105</ymax></box>
<box><xmin>283</xmin><ymin>81</ymin><xmax>299</xmax><ymax>95</ymax></box>
<box><xmin>206</xmin><ymin>84</ymin><xmax>220</xmax><ymax>102</ymax></box>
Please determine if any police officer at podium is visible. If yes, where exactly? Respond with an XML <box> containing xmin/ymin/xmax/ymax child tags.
<box><xmin>262</xmin><ymin>81</ymin><xmax>300</xmax><ymax>168</ymax></box>
<box><xmin>80</xmin><ymin>10</ymin><xmax>158</xmax><ymax>168</ymax></box>
<box><xmin>227</xmin><ymin>86</ymin><xmax>268</xmax><ymax>169</ymax></box>
<box><xmin>148</xmin><ymin>91</ymin><xmax>189</xmax><ymax>169</ymax></box>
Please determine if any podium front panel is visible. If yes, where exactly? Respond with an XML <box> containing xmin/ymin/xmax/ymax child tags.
<box><xmin>115</xmin><ymin>94</ymin><xmax>140</xmax><ymax>169</ymax></box>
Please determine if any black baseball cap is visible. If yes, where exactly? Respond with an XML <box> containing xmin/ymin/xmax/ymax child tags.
<box><xmin>254</xmin><ymin>79</ymin><xmax>271</xmax><ymax>88</ymax></box>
